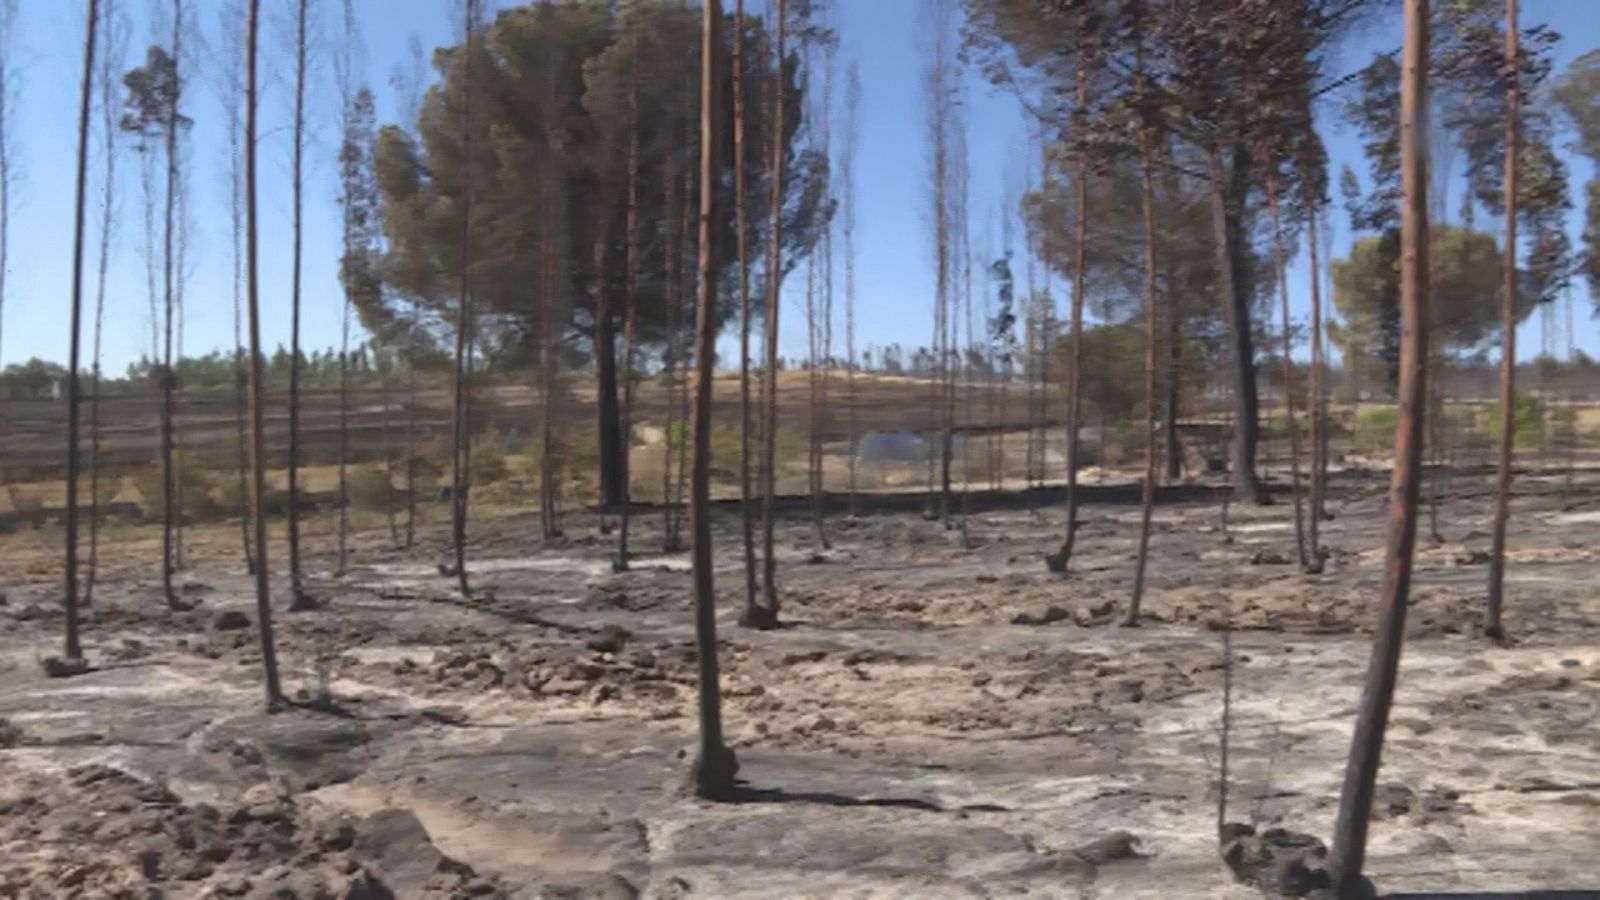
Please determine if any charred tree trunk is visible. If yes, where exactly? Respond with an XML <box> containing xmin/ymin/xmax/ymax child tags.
<box><xmin>616</xmin><ymin>7</ymin><xmax>642</xmax><ymax>573</ymax></box>
<box><xmin>594</xmin><ymin>242</ymin><xmax>621</xmax><ymax>520</ymax></box>
<box><xmin>158</xmin><ymin>0</ymin><xmax>185</xmax><ymax>610</ymax></box>
<box><xmin>244</xmin><ymin>0</ymin><xmax>284</xmax><ymax>707</ymax></box>
<box><xmin>688</xmin><ymin>0</ymin><xmax>738</xmax><ymax>799</ymax></box>
<box><xmin>752</xmin><ymin>0</ymin><xmax>787</xmax><ymax>629</ymax></box>
<box><xmin>87</xmin><ymin>0</ymin><xmax>123</xmax><ymax>605</ymax></box>
<box><xmin>1206</xmin><ymin>145</ymin><xmax>1265</xmax><ymax>512</ymax></box>
<box><xmin>445</xmin><ymin>0</ymin><xmax>477</xmax><ymax>598</ymax></box>
<box><xmin>1126</xmin><ymin>27</ymin><xmax>1158</xmax><ymax>627</ymax></box>
<box><xmin>1304</xmin><ymin>187</ymin><xmax>1327</xmax><ymax>561</ymax></box>
<box><xmin>57</xmin><ymin>0</ymin><xmax>100</xmax><ymax>673</ymax></box>
<box><xmin>285</xmin><ymin>0</ymin><xmax>312</xmax><ymax>611</ymax></box>
<box><xmin>1485</xmin><ymin>0</ymin><xmax>1518</xmax><ymax>642</ymax></box>
<box><xmin>1327</xmin><ymin>2</ymin><xmax>1430</xmax><ymax>888</ymax></box>
<box><xmin>1266</xmin><ymin>174</ymin><xmax>1311</xmax><ymax>571</ymax></box>
<box><xmin>733</xmin><ymin>0</ymin><xmax>758</xmax><ymax>606</ymax></box>
<box><xmin>1046</xmin><ymin>41</ymin><xmax>1089</xmax><ymax>574</ymax></box>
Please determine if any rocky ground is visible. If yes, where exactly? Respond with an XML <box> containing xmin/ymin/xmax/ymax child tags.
<box><xmin>2</xmin><ymin>467</ymin><xmax>1599</xmax><ymax>898</ymax></box>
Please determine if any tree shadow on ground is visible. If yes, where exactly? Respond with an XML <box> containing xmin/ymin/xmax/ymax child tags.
<box><xmin>724</xmin><ymin>782</ymin><xmax>1008</xmax><ymax>815</ymax></box>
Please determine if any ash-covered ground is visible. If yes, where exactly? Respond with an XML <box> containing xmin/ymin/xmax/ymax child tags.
<box><xmin>2</xmin><ymin>469</ymin><xmax>1598</xmax><ymax>898</ymax></box>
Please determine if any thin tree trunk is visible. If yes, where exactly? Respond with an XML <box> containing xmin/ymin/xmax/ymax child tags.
<box><xmin>674</xmin><ymin>154</ymin><xmax>694</xmax><ymax>550</ymax></box>
<box><xmin>616</xmin><ymin>6</ymin><xmax>642</xmax><ymax>573</ymax></box>
<box><xmin>445</xmin><ymin>0</ymin><xmax>476</xmax><ymax>598</ymax></box>
<box><xmin>1046</xmin><ymin>41</ymin><xmax>1088</xmax><ymax>574</ymax></box>
<box><xmin>244</xmin><ymin>0</ymin><xmax>284</xmax><ymax>708</ymax></box>
<box><xmin>405</xmin><ymin>295</ymin><xmax>419</xmax><ymax>548</ymax></box>
<box><xmin>662</xmin><ymin>138</ymin><xmax>680</xmax><ymax>550</ymax></box>
<box><xmin>1266</xmin><ymin>173</ymin><xmax>1311</xmax><ymax>571</ymax></box>
<box><xmin>689</xmin><ymin>0</ymin><xmax>738</xmax><ymax>799</ymax></box>
<box><xmin>158</xmin><ymin>0</ymin><xmax>183</xmax><ymax>610</ymax></box>
<box><xmin>843</xmin><ymin>64</ymin><xmax>859</xmax><ymax>516</ymax></box>
<box><xmin>380</xmin><ymin>347</ymin><xmax>399</xmax><ymax>548</ymax></box>
<box><xmin>58</xmin><ymin>0</ymin><xmax>100</xmax><ymax>671</ymax></box>
<box><xmin>1126</xmin><ymin>27</ymin><xmax>1158</xmax><ymax>627</ymax></box>
<box><xmin>1485</xmin><ymin>0</ymin><xmax>1518</xmax><ymax>642</ymax></box>
<box><xmin>733</xmin><ymin>0</ymin><xmax>758</xmax><ymax>607</ymax></box>
<box><xmin>1211</xmin><ymin>144</ymin><xmax>1266</xmax><ymax>506</ymax></box>
<box><xmin>1163</xmin><ymin>252</ymin><xmax>1183</xmax><ymax>483</ymax></box>
<box><xmin>1327</xmin><ymin>2</ymin><xmax>1430</xmax><ymax>887</ymax></box>
<box><xmin>1304</xmin><ymin>185</ymin><xmax>1326</xmax><ymax>562</ymax></box>
<box><xmin>86</xmin><ymin>0</ymin><xmax>122</xmax><ymax>605</ymax></box>
<box><xmin>286</xmin><ymin>0</ymin><xmax>311</xmax><ymax>610</ymax></box>
<box><xmin>754</xmin><ymin>0</ymin><xmax>786</xmax><ymax>628</ymax></box>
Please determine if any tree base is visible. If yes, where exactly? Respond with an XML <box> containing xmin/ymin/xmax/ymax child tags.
<box><xmin>690</xmin><ymin>744</ymin><xmax>741</xmax><ymax>801</ymax></box>
<box><xmin>42</xmin><ymin>656</ymin><xmax>91</xmax><ymax>678</ymax></box>
<box><xmin>739</xmin><ymin>605</ymin><xmax>780</xmax><ymax>631</ymax></box>
<box><xmin>288</xmin><ymin>589</ymin><xmax>322</xmax><ymax>613</ymax></box>
<box><xmin>1119</xmin><ymin>612</ymin><xmax>1142</xmax><ymax>628</ymax></box>
<box><xmin>1044</xmin><ymin>550</ymin><xmax>1069</xmax><ymax>574</ymax></box>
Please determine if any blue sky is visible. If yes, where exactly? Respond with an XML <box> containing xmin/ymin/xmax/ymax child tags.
<box><xmin>1</xmin><ymin>0</ymin><xmax>1597</xmax><ymax>376</ymax></box>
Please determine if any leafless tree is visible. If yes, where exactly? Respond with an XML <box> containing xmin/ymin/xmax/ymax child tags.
<box><xmin>1045</xmin><ymin>11</ymin><xmax>1090</xmax><ymax>574</ymax></box>
<box><xmin>734</xmin><ymin>0</ymin><xmax>758</xmax><ymax>597</ymax></box>
<box><xmin>1265</xmin><ymin>172</ymin><xmax>1310</xmax><ymax>570</ymax></box>
<box><xmin>86</xmin><ymin>0</ymin><xmax>128</xmax><ymax>605</ymax></box>
<box><xmin>1127</xmin><ymin>12</ymin><xmax>1159</xmax><ymax>627</ymax></box>
<box><xmin>0</xmin><ymin>0</ymin><xmax>16</xmax><ymax>375</ymax></box>
<box><xmin>1485</xmin><ymin>0</ymin><xmax>1519</xmax><ymax>642</ymax></box>
<box><xmin>751</xmin><ymin>0</ymin><xmax>788</xmax><ymax>630</ymax></box>
<box><xmin>443</xmin><ymin>0</ymin><xmax>479</xmax><ymax>598</ymax></box>
<box><xmin>616</xmin><ymin>3</ymin><xmax>644</xmax><ymax>573</ymax></box>
<box><xmin>842</xmin><ymin>61</ymin><xmax>860</xmax><ymax>517</ymax></box>
<box><xmin>922</xmin><ymin>0</ymin><xmax>954</xmax><ymax>526</ymax></box>
<box><xmin>285</xmin><ymin>0</ymin><xmax>315</xmax><ymax>611</ymax></box>
<box><xmin>55</xmin><ymin>0</ymin><xmax>102</xmax><ymax>677</ymax></box>
<box><xmin>688</xmin><ymin>0</ymin><xmax>738</xmax><ymax>799</ymax></box>
<box><xmin>1327</xmin><ymin>0</ymin><xmax>1430</xmax><ymax>888</ymax></box>
<box><xmin>245</xmin><ymin>0</ymin><xmax>284</xmax><ymax>708</ymax></box>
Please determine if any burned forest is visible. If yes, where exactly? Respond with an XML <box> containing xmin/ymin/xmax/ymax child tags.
<box><xmin>4</xmin><ymin>0</ymin><xmax>1600</xmax><ymax>896</ymax></box>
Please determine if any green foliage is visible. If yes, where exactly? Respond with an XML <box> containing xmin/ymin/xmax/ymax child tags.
<box><xmin>374</xmin><ymin>2</ymin><xmax>827</xmax><ymax>366</ymax></box>
<box><xmin>1332</xmin><ymin>225</ymin><xmax>1522</xmax><ymax>395</ymax></box>
<box><xmin>469</xmin><ymin>429</ymin><xmax>510</xmax><ymax>487</ymax></box>
<box><xmin>0</xmin><ymin>358</ymin><xmax>68</xmax><ymax>400</ymax></box>
<box><xmin>1353</xmin><ymin>406</ymin><xmax>1398</xmax><ymax>454</ymax></box>
<box><xmin>1485</xmin><ymin>390</ymin><xmax>1545</xmax><ymax>451</ymax></box>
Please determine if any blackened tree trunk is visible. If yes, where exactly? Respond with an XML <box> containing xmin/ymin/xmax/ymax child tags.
<box><xmin>1207</xmin><ymin>144</ymin><xmax>1266</xmax><ymax>507</ymax></box>
<box><xmin>158</xmin><ymin>0</ymin><xmax>184</xmax><ymax>611</ymax></box>
<box><xmin>616</xmin><ymin>5</ymin><xmax>642</xmax><ymax>573</ymax></box>
<box><xmin>662</xmin><ymin>137</ymin><xmax>681</xmax><ymax>551</ymax></box>
<box><xmin>87</xmin><ymin>0</ymin><xmax>124</xmax><ymax>605</ymax></box>
<box><xmin>1304</xmin><ymin>186</ymin><xmax>1327</xmax><ymax>561</ymax></box>
<box><xmin>843</xmin><ymin>64</ymin><xmax>859</xmax><ymax>516</ymax></box>
<box><xmin>594</xmin><ymin>249</ymin><xmax>622</xmax><ymax>517</ymax></box>
<box><xmin>244</xmin><ymin>0</ymin><xmax>284</xmax><ymax>707</ymax></box>
<box><xmin>446</xmin><ymin>0</ymin><xmax>477</xmax><ymax>598</ymax></box>
<box><xmin>1046</xmin><ymin>40</ymin><xmax>1088</xmax><ymax>574</ymax></box>
<box><xmin>1266</xmin><ymin>173</ymin><xmax>1311</xmax><ymax>571</ymax></box>
<box><xmin>689</xmin><ymin>0</ymin><xmax>738</xmax><ymax>799</ymax></box>
<box><xmin>751</xmin><ymin>0</ymin><xmax>786</xmax><ymax>629</ymax></box>
<box><xmin>57</xmin><ymin>0</ymin><xmax>100</xmax><ymax>674</ymax></box>
<box><xmin>733</xmin><ymin>0</ymin><xmax>758</xmax><ymax>608</ymax></box>
<box><xmin>285</xmin><ymin>0</ymin><xmax>312</xmax><ymax>611</ymax></box>
<box><xmin>1126</xmin><ymin>25</ymin><xmax>1157</xmax><ymax>628</ymax></box>
<box><xmin>1327</xmin><ymin>1</ymin><xmax>1430</xmax><ymax>888</ymax></box>
<box><xmin>1485</xmin><ymin>0</ymin><xmax>1518</xmax><ymax>642</ymax></box>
